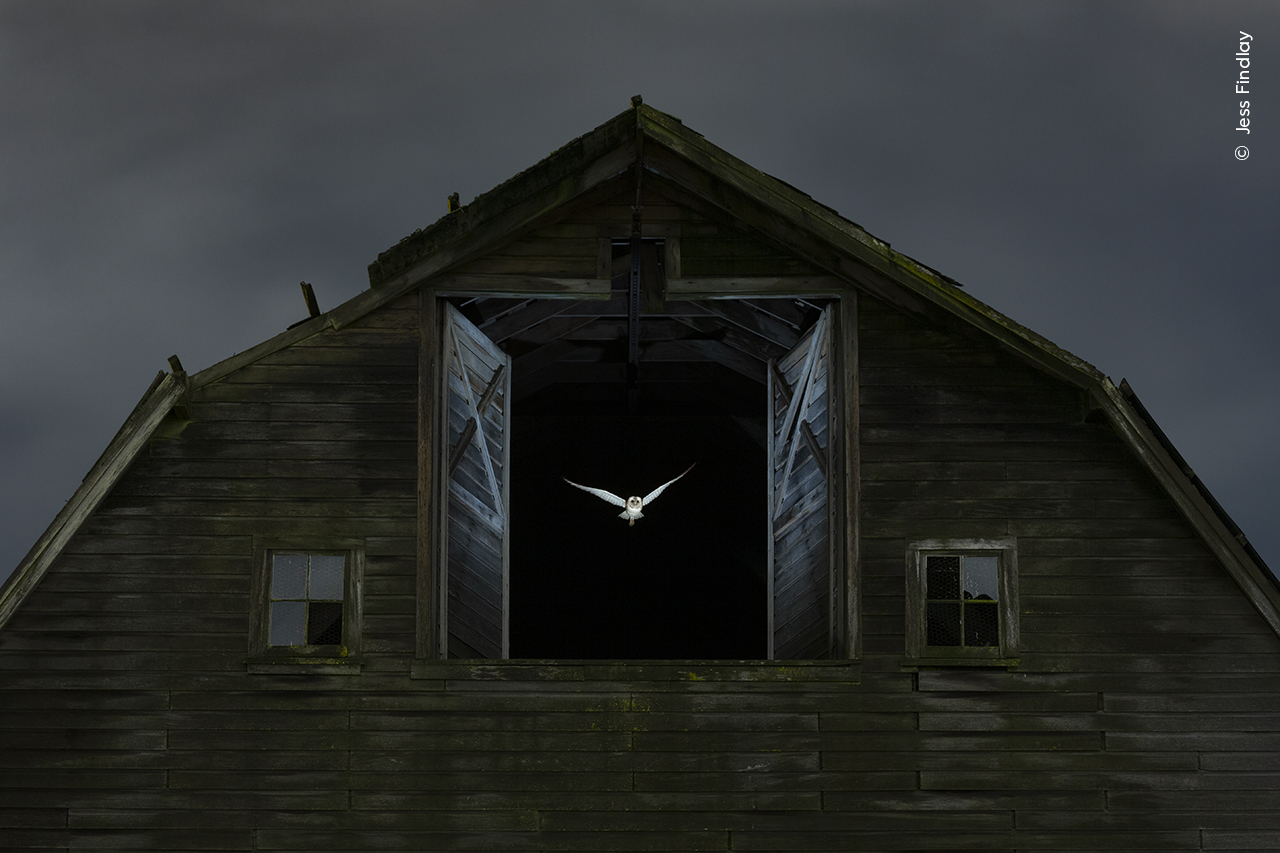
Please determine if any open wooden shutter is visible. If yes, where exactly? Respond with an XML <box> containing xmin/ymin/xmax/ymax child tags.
<box><xmin>441</xmin><ymin>303</ymin><xmax>512</xmax><ymax>658</ymax></box>
<box><xmin>768</xmin><ymin>306</ymin><xmax>834</xmax><ymax>659</ymax></box>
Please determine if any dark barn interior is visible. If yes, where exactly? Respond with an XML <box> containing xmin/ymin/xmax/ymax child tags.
<box><xmin>449</xmin><ymin>275</ymin><xmax>828</xmax><ymax>659</ymax></box>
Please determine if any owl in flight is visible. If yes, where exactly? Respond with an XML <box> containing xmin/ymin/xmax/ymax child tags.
<box><xmin>563</xmin><ymin>463</ymin><xmax>696</xmax><ymax>526</ymax></box>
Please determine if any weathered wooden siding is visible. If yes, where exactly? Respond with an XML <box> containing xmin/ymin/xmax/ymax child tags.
<box><xmin>858</xmin><ymin>292</ymin><xmax>1280</xmax><ymax>847</ymax></box>
<box><xmin>2</xmin><ymin>249</ymin><xmax>1279</xmax><ymax>848</ymax></box>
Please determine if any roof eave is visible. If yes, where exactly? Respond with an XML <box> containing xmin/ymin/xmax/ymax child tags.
<box><xmin>1092</xmin><ymin>378</ymin><xmax>1280</xmax><ymax>634</ymax></box>
<box><xmin>0</xmin><ymin>370</ymin><xmax>190</xmax><ymax>632</ymax></box>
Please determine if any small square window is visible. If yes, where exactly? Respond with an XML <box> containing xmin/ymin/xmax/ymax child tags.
<box><xmin>250</xmin><ymin>544</ymin><xmax>363</xmax><ymax>661</ymax></box>
<box><xmin>906</xmin><ymin>539</ymin><xmax>1018</xmax><ymax>664</ymax></box>
<box><xmin>268</xmin><ymin>553</ymin><xmax>347</xmax><ymax>646</ymax></box>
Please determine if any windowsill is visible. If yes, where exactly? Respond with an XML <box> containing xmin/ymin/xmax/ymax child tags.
<box><xmin>410</xmin><ymin>659</ymin><xmax>861</xmax><ymax>683</ymax></box>
<box><xmin>900</xmin><ymin>656</ymin><xmax>1020</xmax><ymax>671</ymax></box>
<box><xmin>247</xmin><ymin>655</ymin><xmax>363</xmax><ymax>675</ymax></box>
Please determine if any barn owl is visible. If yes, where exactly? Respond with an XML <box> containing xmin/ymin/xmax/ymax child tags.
<box><xmin>563</xmin><ymin>463</ymin><xmax>696</xmax><ymax>526</ymax></box>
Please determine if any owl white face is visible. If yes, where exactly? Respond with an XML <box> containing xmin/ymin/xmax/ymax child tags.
<box><xmin>626</xmin><ymin>496</ymin><xmax>643</xmax><ymax>511</ymax></box>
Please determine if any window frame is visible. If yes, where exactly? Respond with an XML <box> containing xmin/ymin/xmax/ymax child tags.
<box><xmin>249</xmin><ymin>538</ymin><xmax>364</xmax><ymax>663</ymax></box>
<box><xmin>905</xmin><ymin>538</ymin><xmax>1019</xmax><ymax>665</ymax></box>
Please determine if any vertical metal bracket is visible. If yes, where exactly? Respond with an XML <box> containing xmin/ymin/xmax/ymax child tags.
<box><xmin>627</xmin><ymin>97</ymin><xmax>645</xmax><ymax>411</ymax></box>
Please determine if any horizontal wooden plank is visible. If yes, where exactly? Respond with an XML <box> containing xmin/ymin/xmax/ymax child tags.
<box><xmin>1202</xmin><ymin>830</ymin><xmax>1280</xmax><ymax>850</ymax></box>
<box><xmin>1107</xmin><ymin>732</ymin><xmax>1280</xmax><ymax>751</ymax></box>
<box><xmin>730</xmin><ymin>829</ymin><xmax>1197</xmax><ymax>850</ymax></box>
<box><xmin>195</xmin><ymin>382</ymin><xmax>416</xmax><ymax>404</ymax></box>
<box><xmin>69</xmin><ymin>807</ymin><xmax>538</xmax><ymax>832</ymax></box>
<box><xmin>145</xmin><ymin>439</ymin><xmax>417</xmax><ymax>460</ymax></box>
<box><xmin>350</xmin><ymin>711</ymin><xmax>818</xmax><ymax>733</ymax></box>
<box><xmin>256</xmin><ymin>828</ymin><xmax>727</xmax><ymax>851</ymax></box>
<box><xmin>46</xmin><ymin>828</ymin><xmax>256</xmax><ymax>849</ymax></box>
<box><xmin>821</xmin><ymin>731</ymin><xmax>1102</xmax><ymax>759</ymax></box>
<box><xmin>632</xmin><ymin>731</ymin><xmax>819</xmax><ymax>753</ymax></box>
<box><xmin>1108</xmin><ymin>790</ymin><xmax>1280</xmax><ymax>811</ymax></box>
<box><xmin>0</xmin><ymin>770</ymin><xmax>168</xmax><ymax>790</ymax></box>
<box><xmin>827</xmin><ymin>790</ymin><xmax>1106</xmax><ymax>813</ymax></box>
<box><xmin>167</xmin><ymin>729</ymin><xmax>634</xmax><ymax>753</ymax></box>
<box><xmin>632</xmin><ymin>770</ymin><xmax>916</xmax><ymax>793</ymax></box>
<box><xmin>352</xmin><ymin>789</ymin><xmax>814</xmax><ymax>812</ymax></box>
<box><xmin>539</xmin><ymin>807</ymin><xmax>1008</xmax><ymax>833</ymax></box>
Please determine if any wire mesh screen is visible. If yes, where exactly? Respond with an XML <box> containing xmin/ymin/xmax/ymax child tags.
<box><xmin>924</xmin><ymin>553</ymin><xmax>1000</xmax><ymax>649</ymax></box>
<box><xmin>268</xmin><ymin>552</ymin><xmax>346</xmax><ymax>647</ymax></box>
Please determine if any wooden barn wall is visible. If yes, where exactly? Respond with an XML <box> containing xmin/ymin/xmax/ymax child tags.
<box><xmin>1</xmin><ymin>261</ymin><xmax>1280</xmax><ymax>848</ymax></box>
<box><xmin>857</xmin><ymin>292</ymin><xmax>1280</xmax><ymax>848</ymax></box>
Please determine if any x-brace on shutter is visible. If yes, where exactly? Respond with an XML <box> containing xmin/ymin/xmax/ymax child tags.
<box><xmin>440</xmin><ymin>303</ymin><xmax>513</xmax><ymax>659</ymax></box>
<box><xmin>768</xmin><ymin>305</ymin><xmax>835</xmax><ymax>660</ymax></box>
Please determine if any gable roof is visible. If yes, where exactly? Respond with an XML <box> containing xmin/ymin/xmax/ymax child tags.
<box><xmin>3</xmin><ymin>100</ymin><xmax>1277</xmax><ymax>635</ymax></box>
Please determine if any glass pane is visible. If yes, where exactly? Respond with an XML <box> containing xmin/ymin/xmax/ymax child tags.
<box><xmin>309</xmin><ymin>555</ymin><xmax>346</xmax><ymax>600</ymax></box>
<box><xmin>965</xmin><ymin>601</ymin><xmax>1000</xmax><ymax>647</ymax></box>
<box><xmin>926</xmin><ymin>555</ymin><xmax>960</xmax><ymax>600</ymax></box>
<box><xmin>269</xmin><ymin>601</ymin><xmax>306</xmax><ymax>646</ymax></box>
<box><xmin>308</xmin><ymin>601</ymin><xmax>344</xmax><ymax>645</ymax></box>
<box><xmin>926</xmin><ymin>602</ymin><xmax>961</xmax><ymax>646</ymax></box>
<box><xmin>963</xmin><ymin>556</ymin><xmax>1000</xmax><ymax>601</ymax></box>
<box><xmin>271</xmin><ymin>554</ymin><xmax>307</xmax><ymax>600</ymax></box>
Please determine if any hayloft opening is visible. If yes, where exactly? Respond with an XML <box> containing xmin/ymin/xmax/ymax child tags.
<box><xmin>443</xmin><ymin>282</ymin><xmax>831</xmax><ymax>660</ymax></box>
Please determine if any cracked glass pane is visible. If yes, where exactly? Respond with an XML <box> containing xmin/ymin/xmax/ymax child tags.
<box><xmin>963</xmin><ymin>556</ymin><xmax>999</xmax><ymax>601</ymax></box>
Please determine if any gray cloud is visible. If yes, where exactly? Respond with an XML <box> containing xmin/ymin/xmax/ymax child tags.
<box><xmin>2</xmin><ymin>0</ymin><xmax>1277</xmax><ymax>580</ymax></box>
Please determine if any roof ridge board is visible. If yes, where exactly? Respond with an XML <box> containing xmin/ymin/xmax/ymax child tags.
<box><xmin>368</xmin><ymin>106</ymin><xmax>638</xmax><ymax>289</ymax></box>
<box><xmin>0</xmin><ymin>370</ymin><xmax>189</xmax><ymax>631</ymax></box>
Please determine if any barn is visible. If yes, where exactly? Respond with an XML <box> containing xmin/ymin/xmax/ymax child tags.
<box><xmin>2</xmin><ymin>98</ymin><xmax>1278</xmax><ymax>851</ymax></box>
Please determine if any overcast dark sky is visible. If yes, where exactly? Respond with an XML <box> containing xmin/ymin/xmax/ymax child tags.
<box><xmin>2</xmin><ymin>1</ymin><xmax>1276</xmax><ymax>583</ymax></box>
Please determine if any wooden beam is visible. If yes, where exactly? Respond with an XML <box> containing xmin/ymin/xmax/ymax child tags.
<box><xmin>667</xmin><ymin>276</ymin><xmax>846</xmax><ymax>299</ymax></box>
<box><xmin>476</xmin><ymin>363</ymin><xmax>506</xmax><ymax>417</ymax></box>
<box><xmin>639</xmin><ymin>241</ymin><xmax>666</xmax><ymax>314</ymax></box>
<box><xmin>838</xmin><ymin>291</ymin><xmax>861</xmax><ymax>661</ymax></box>
<box><xmin>480</xmin><ymin>299</ymin><xmax>589</xmax><ymax>344</ymax></box>
<box><xmin>799</xmin><ymin>420</ymin><xmax>826</xmax><ymax>479</ymax></box>
<box><xmin>447</xmin><ymin>418</ymin><xmax>477</xmax><ymax>478</ymax></box>
<box><xmin>428</xmin><ymin>274</ymin><xmax>610</xmax><ymax>300</ymax></box>
<box><xmin>417</xmin><ymin>289</ymin><xmax>441</xmax><ymax>660</ymax></box>
<box><xmin>669</xmin><ymin>313</ymin><xmax>788</xmax><ymax>366</ymax></box>
<box><xmin>646</xmin><ymin>340</ymin><xmax>767</xmax><ymax>383</ymax></box>
<box><xmin>300</xmin><ymin>281</ymin><xmax>321</xmax><ymax>318</ymax></box>
<box><xmin>696</xmin><ymin>299</ymin><xmax>802</xmax><ymax>349</ymax></box>
<box><xmin>770</xmin><ymin>359</ymin><xmax>794</xmax><ymax>408</ymax></box>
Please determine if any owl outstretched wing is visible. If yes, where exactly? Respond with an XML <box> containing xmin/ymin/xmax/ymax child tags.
<box><xmin>563</xmin><ymin>478</ymin><xmax>627</xmax><ymax>508</ymax></box>
<box><xmin>641</xmin><ymin>463</ymin><xmax>696</xmax><ymax>505</ymax></box>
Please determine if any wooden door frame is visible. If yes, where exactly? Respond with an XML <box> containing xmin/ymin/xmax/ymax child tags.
<box><xmin>415</xmin><ymin>284</ymin><xmax>860</xmax><ymax>661</ymax></box>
